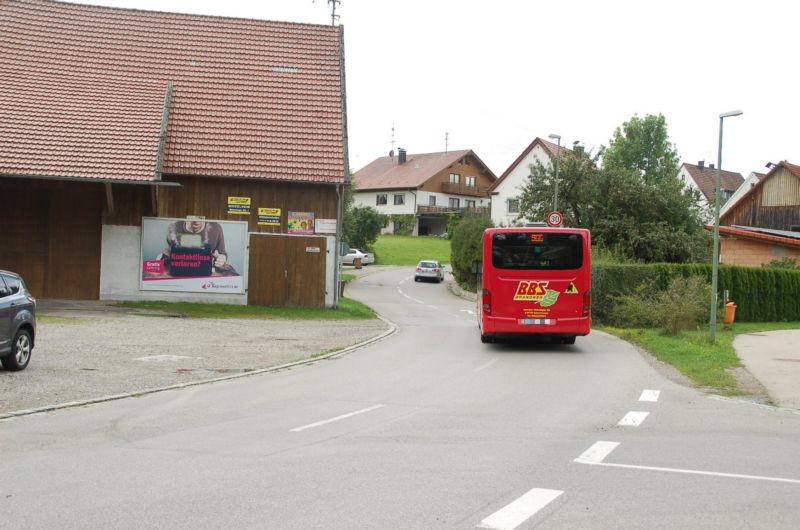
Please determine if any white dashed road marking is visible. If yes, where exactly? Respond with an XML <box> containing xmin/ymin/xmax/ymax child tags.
<box><xmin>477</xmin><ymin>488</ymin><xmax>564</xmax><ymax>530</ymax></box>
<box><xmin>574</xmin><ymin>441</ymin><xmax>620</xmax><ymax>464</ymax></box>
<box><xmin>618</xmin><ymin>411</ymin><xmax>650</xmax><ymax>426</ymax></box>
<box><xmin>639</xmin><ymin>389</ymin><xmax>661</xmax><ymax>402</ymax></box>
<box><xmin>290</xmin><ymin>404</ymin><xmax>385</xmax><ymax>432</ymax></box>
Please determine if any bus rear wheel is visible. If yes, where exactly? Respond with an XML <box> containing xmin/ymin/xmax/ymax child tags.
<box><xmin>559</xmin><ymin>335</ymin><xmax>576</xmax><ymax>345</ymax></box>
<box><xmin>480</xmin><ymin>333</ymin><xmax>494</xmax><ymax>344</ymax></box>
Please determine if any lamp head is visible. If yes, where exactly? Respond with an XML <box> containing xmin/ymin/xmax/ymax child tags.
<box><xmin>719</xmin><ymin>110</ymin><xmax>743</xmax><ymax>118</ymax></box>
<box><xmin>548</xmin><ymin>134</ymin><xmax>561</xmax><ymax>141</ymax></box>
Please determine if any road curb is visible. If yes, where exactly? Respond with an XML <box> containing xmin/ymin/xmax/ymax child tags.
<box><xmin>0</xmin><ymin>316</ymin><xmax>398</xmax><ymax>421</ymax></box>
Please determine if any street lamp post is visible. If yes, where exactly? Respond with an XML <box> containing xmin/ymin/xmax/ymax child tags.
<box><xmin>710</xmin><ymin>110</ymin><xmax>743</xmax><ymax>343</ymax></box>
<box><xmin>548</xmin><ymin>134</ymin><xmax>561</xmax><ymax>212</ymax></box>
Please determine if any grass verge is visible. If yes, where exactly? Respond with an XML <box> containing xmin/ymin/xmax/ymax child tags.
<box><xmin>600</xmin><ymin>321</ymin><xmax>800</xmax><ymax>396</ymax></box>
<box><xmin>372</xmin><ymin>235</ymin><xmax>450</xmax><ymax>265</ymax></box>
<box><xmin>117</xmin><ymin>297</ymin><xmax>376</xmax><ymax>320</ymax></box>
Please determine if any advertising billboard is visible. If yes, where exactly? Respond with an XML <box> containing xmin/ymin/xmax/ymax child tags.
<box><xmin>140</xmin><ymin>217</ymin><xmax>247</xmax><ymax>294</ymax></box>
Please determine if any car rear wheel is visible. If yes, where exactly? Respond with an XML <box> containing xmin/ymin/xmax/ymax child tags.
<box><xmin>1</xmin><ymin>329</ymin><xmax>32</xmax><ymax>371</ymax></box>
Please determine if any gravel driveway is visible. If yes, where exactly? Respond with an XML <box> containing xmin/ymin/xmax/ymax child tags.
<box><xmin>0</xmin><ymin>302</ymin><xmax>390</xmax><ymax>417</ymax></box>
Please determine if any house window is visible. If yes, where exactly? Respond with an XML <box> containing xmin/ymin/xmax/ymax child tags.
<box><xmin>507</xmin><ymin>198</ymin><xmax>519</xmax><ymax>214</ymax></box>
<box><xmin>449</xmin><ymin>173</ymin><xmax>460</xmax><ymax>184</ymax></box>
<box><xmin>449</xmin><ymin>198</ymin><xmax>460</xmax><ymax>208</ymax></box>
<box><xmin>466</xmin><ymin>176</ymin><xmax>476</xmax><ymax>187</ymax></box>
<box><xmin>376</xmin><ymin>194</ymin><xmax>387</xmax><ymax>205</ymax></box>
<box><xmin>429</xmin><ymin>196</ymin><xmax>436</xmax><ymax>206</ymax></box>
<box><xmin>465</xmin><ymin>199</ymin><xmax>476</xmax><ymax>208</ymax></box>
<box><xmin>394</xmin><ymin>193</ymin><xmax>405</xmax><ymax>205</ymax></box>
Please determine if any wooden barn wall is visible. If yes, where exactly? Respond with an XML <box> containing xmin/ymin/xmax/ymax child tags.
<box><xmin>0</xmin><ymin>178</ymin><xmax>102</xmax><ymax>299</ymax></box>
<box><xmin>2</xmin><ymin>176</ymin><xmax>337</xmax><ymax>301</ymax></box>
<box><xmin>419</xmin><ymin>154</ymin><xmax>495</xmax><ymax>194</ymax></box>
<box><xmin>153</xmin><ymin>177</ymin><xmax>338</xmax><ymax>232</ymax></box>
<box><xmin>722</xmin><ymin>169</ymin><xmax>800</xmax><ymax>230</ymax></box>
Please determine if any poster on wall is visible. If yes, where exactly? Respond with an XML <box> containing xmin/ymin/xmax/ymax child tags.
<box><xmin>287</xmin><ymin>211</ymin><xmax>315</xmax><ymax>234</ymax></box>
<box><xmin>140</xmin><ymin>217</ymin><xmax>247</xmax><ymax>293</ymax></box>
<box><xmin>315</xmin><ymin>218</ymin><xmax>337</xmax><ymax>234</ymax></box>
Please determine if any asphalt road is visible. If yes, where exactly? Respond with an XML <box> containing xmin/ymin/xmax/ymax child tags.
<box><xmin>1</xmin><ymin>266</ymin><xmax>799</xmax><ymax>529</ymax></box>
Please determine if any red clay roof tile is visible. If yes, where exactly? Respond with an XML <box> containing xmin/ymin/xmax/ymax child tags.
<box><xmin>0</xmin><ymin>0</ymin><xmax>345</xmax><ymax>184</ymax></box>
<box><xmin>681</xmin><ymin>163</ymin><xmax>744</xmax><ymax>202</ymax></box>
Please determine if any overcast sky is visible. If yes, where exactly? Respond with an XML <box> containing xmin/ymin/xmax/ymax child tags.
<box><xmin>76</xmin><ymin>0</ymin><xmax>797</xmax><ymax>178</ymax></box>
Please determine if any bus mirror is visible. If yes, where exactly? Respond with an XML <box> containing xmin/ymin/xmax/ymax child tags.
<box><xmin>471</xmin><ymin>260</ymin><xmax>482</xmax><ymax>274</ymax></box>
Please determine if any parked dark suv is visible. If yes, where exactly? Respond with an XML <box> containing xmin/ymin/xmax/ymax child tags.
<box><xmin>0</xmin><ymin>270</ymin><xmax>36</xmax><ymax>371</ymax></box>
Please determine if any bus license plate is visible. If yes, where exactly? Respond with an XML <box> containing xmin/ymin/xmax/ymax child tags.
<box><xmin>519</xmin><ymin>318</ymin><xmax>553</xmax><ymax>325</ymax></box>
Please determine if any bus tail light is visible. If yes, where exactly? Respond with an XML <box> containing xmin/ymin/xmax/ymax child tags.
<box><xmin>582</xmin><ymin>290</ymin><xmax>592</xmax><ymax>317</ymax></box>
<box><xmin>482</xmin><ymin>289</ymin><xmax>491</xmax><ymax>314</ymax></box>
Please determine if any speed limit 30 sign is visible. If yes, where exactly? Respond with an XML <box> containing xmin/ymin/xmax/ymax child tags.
<box><xmin>547</xmin><ymin>211</ymin><xmax>563</xmax><ymax>227</ymax></box>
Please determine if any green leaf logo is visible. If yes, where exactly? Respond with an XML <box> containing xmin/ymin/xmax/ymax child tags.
<box><xmin>540</xmin><ymin>289</ymin><xmax>560</xmax><ymax>307</ymax></box>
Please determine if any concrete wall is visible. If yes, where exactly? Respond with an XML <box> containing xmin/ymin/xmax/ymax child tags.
<box><xmin>99</xmin><ymin>225</ymin><xmax>247</xmax><ymax>305</ymax></box>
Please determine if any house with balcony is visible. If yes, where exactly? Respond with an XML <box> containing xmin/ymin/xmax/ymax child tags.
<box><xmin>352</xmin><ymin>149</ymin><xmax>496</xmax><ymax>236</ymax></box>
<box><xmin>489</xmin><ymin>137</ymin><xmax>574</xmax><ymax>226</ymax></box>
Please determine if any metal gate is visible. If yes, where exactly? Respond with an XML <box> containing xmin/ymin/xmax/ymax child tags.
<box><xmin>247</xmin><ymin>233</ymin><xmax>327</xmax><ymax>308</ymax></box>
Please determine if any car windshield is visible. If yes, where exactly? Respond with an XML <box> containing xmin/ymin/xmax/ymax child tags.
<box><xmin>419</xmin><ymin>261</ymin><xmax>438</xmax><ymax>268</ymax></box>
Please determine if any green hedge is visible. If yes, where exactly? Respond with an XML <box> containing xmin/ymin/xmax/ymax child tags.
<box><xmin>593</xmin><ymin>263</ymin><xmax>800</xmax><ymax>323</ymax></box>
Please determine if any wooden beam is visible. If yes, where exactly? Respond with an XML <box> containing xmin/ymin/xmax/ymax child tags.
<box><xmin>104</xmin><ymin>183</ymin><xmax>114</xmax><ymax>215</ymax></box>
<box><xmin>155</xmin><ymin>82</ymin><xmax>174</xmax><ymax>179</ymax></box>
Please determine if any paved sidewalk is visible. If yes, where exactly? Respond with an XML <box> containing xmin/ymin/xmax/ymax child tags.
<box><xmin>734</xmin><ymin>330</ymin><xmax>800</xmax><ymax>410</ymax></box>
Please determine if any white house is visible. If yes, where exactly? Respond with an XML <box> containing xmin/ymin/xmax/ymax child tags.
<box><xmin>489</xmin><ymin>137</ymin><xmax>573</xmax><ymax>226</ymax></box>
<box><xmin>352</xmin><ymin>148</ymin><xmax>496</xmax><ymax>236</ymax></box>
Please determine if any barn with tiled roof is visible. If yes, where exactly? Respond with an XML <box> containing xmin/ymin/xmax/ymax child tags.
<box><xmin>0</xmin><ymin>0</ymin><xmax>348</xmax><ymax>306</ymax></box>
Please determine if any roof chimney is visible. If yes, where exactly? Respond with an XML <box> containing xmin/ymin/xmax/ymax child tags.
<box><xmin>398</xmin><ymin>148</ymin><xmax>407</xmax><ymax>164</ymax></box>
<box><xmin>709</xmin><ymin>163</ymin><xmax>715</xmax><ymax>170</ymax></box>
<box><xmin>698</xmin><ymin>160</ymin><xmax>705</xmax><ymax>170</ymax></box>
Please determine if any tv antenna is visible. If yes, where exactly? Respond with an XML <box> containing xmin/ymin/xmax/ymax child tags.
<box><xmin>328</xmin><ymin>0</ymin><xmax>341</xmax><ymax>25</ymax></box>
<box><xmin>445</xmin><ymin>132</ymin><xmax>449</xmax><ymax>153</ymax></box>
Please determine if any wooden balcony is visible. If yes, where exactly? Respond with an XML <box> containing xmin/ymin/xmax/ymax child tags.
<box><xmin>417</xmin><ymin>205</ymin><xmax>490</xmax><ymax>216</ymax></box>
<box><xmin>440</xmin><ymin>182</ymin><xmax>491</xmax><ymax>197</ymax></box>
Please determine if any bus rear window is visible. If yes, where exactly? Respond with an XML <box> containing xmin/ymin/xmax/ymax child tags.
<box><xmin>491</xmin><ymin>232</ymin><xmax>583</xmax><ymax>270</ymax></box>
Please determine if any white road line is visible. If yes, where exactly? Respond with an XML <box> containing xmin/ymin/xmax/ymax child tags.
<box><xmin>618</xmin><ymin>411</ymin><xmax>649</xmax><ymax>426</ymax></box>
<box><xmin>290</xmin><ymin>404</ymin><xmax>385</xmax><ymax>432</ymax></box>
<box><xmin>473</xmin><ymin>358</ymin><xmax>498</xmax><ymax>373</ymax></box>
<box><xmin>460</xmin><ymin>309</ymin><xmax>475</xmax><ymax>315</ymax></box>
<box><xmin>639</xmin><ymin>389</ymin><xmax>661</xmax><ymax>402</ymax></box>
<box><xmin>574</xmin><ymin>441</ymin><xmax>620</xmax><ymax>464</ymax></box>
<box><xmin>477</xmin><ymin>488</ymin><xmax>564</xmax><ymax>530</ymax></box>
<box><xmin>577</xmin><ymin>459</ymin><xmax>800</xmax><ymax>485</ymax></box>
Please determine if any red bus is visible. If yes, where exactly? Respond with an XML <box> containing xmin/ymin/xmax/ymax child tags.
<box><xmin>476</xmin><ymin>226</ymin><xmax>591</xmax><ymax>344</ymax></box>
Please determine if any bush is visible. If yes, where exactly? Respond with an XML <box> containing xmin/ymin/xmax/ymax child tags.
<box><xmin>612</xmin><ymin>276</ymin><xmax>710</xmax><ymax>334</ymax></box>
<box><xmin>450</xmin><ymin>216</ymin><xmax>494</xmax><ymax>290</ymax></box>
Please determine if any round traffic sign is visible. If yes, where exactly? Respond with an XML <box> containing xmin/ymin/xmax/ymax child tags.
<box><xmin>547</xmin><ymin>211</ymin><xmax>563</xmax><ymax>227</ymax></box>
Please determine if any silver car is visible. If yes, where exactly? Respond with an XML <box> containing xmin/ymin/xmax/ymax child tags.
<box><xmin>0</xmin><ymin>270</ymin><xmax>36</xmax><ymax>371</ymax></box>
<box><xmin>414</xmin><ymin>260</ymin><xmax>445</xmax><ymax>283</ymax></box>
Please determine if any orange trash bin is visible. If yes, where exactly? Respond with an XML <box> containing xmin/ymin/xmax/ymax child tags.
<box><xmin>724</xmin><ymin>302</ymin><xmax>737</xmax><ymax>324</ymax></box>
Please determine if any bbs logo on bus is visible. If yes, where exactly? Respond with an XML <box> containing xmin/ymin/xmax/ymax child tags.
<box><xmin>513</xmin><ymin>281</ymin><xmax>549</xmax><ymax>301</ymax></box>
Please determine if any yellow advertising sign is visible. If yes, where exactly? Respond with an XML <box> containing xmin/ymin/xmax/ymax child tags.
<box><xmin>258</xmin><ymin>207</ymin><xmax>281</xmax><ymax>226</ymax></box>
<box><xmin>227</xmin><ymin>196</ymin><xmax>251</xmax><ymax>215</ymax></box>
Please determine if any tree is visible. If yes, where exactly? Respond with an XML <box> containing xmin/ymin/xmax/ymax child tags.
<box><xmin>342</xmin><ymin>205</ymin><xmax>386</xmax><ymax>250</ymax></box>
<box><xmin>601</xmin><ymin>114</ymin><xmax>680</xmax><ymax>185</ymax></box>
<box><xmin>517</xmin><ymin>151</ymin><xmax>598</xmax><ymax>227</ymax></box>
<box><xmin>593</xmin><ymin>113</ymin><xmax>707</xmax><ymax>262</ymax></box>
